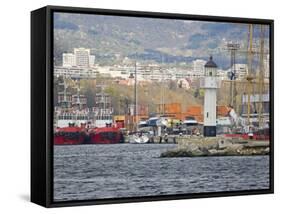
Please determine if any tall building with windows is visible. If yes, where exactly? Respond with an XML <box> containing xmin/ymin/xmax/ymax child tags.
<box><xmin>62</xmin><ymin>48</ymin><xmax>96</xmax><ymax>68</ymax></box>
<box><xmin>89</xmin><ymin>55</ymin><xmax>96</xmax><ymax>67</ymax></box>
<box><xmin>74</xmin><ymin>48</ymin><xmax>91</xmax><ymax>67</ymax></box>
<box><xmin>232</xmin><ymin>64</ymin><xmax>248</xmax><ymax>80</ymax></box>
<box><xmin>59</xmin><ymin>48</ymin><xmax>97</xmax><ymax>78</ymax></box>
<box><xmin>62</xmin><ymin>53</ymin><xmax>76</xmax><ymax>67</ymax></box>
<box><xmin>193</xmin><ymin>59</ymin><xmax>207</xmax><ymax>76</ymax></box>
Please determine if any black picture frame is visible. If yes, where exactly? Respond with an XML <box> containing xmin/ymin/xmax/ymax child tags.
<box><xmin>31</xmin><ymin>5</ymin><xmax>274</xmax><ymax>208</ymax></box>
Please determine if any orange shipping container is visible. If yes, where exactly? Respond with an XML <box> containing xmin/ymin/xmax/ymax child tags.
<box><xmin>186</xmin><ymin>106</ymin><xmax>202</xmax><ymax>115</ymax></box>
<box><xmin>217</xmin><ymin>106</ymin><xmax>230</xmax><ymax>116</ymax></box>
<box><xmin>157</xmin><ymin>103</ymin><xmax>182</xmax><ymax>114</ymax></box>
<box><xmin>185</xmin><ymin>106</ymin><xmax>203</xmax><ymax>122</ymax></box>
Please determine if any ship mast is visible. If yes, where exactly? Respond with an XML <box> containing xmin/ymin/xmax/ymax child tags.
<box><xmin>161</xmin><ymin>55</ymin><xmax>165</xmax><ymax>116</ymax></box>
<box><xmin>58</xmin><ymin>76</ymin><xmax>70</xmax><ymax>109</ymax></box>
<box><xmin>134</xmin><ymin>60</ymin><xmax>138</xmax><ymax>132</ymax></box>
<box><xmin>258</xmin><ymin>25</ymin><xmax>265</xmax><ymax>128</ymax></box>
<box><xmin>75</xmin><ymin>77</ymin><xmax>82</xmax><ymax>110</ymax></box>
<box><xmin>246</xmin><ymin>24</ymin><xmax>254</xmax><ymax>126</ymax></box>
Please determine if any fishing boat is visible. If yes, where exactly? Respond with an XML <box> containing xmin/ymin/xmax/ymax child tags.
<box><xmin>54</xmin><ymin>123</ymin><xmax>88</xmax><ymax>145</ymax></box>
<box><xmin>88</xmin><ymin>125</ymin><xmax>124</xmax><ymax>144</ymax></box>
<box><xmin>55</xmin><ymin>110</ymin><xmax>91</xmax><ymax>128</ymax></box>
<box><xmin>54</xmin><ymin>76</ymin><xmax>93</xmax><ymax>145</ymax></box>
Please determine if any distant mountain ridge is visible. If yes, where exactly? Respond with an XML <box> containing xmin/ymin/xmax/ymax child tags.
<box><xmin>54</xmin><ymin>12</ymin><xmax>268</xmax><ymax>69</ymax></box>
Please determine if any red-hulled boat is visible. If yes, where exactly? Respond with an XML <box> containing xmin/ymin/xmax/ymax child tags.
<box><xmin>54</xmin><ymin>124</ymin><xmax>88</xmax><ymax>145</ymax></box>
<box><xmin>225</xmin><ymin>128</ymin><xmax>270</xmax><ymax>141</ymax></box>
<box><xmin>89</xmin><ymin>125</ymin><xmax>124</xmax><ymax>144</ymax></box>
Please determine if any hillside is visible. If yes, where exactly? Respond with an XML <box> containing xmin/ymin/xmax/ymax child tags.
<box><xmin>54</xmin><ymin>12</ymin><xmax>269</xmax><ymax>68</ymax></box>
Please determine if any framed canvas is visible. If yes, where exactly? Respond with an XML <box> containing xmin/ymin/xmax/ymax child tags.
<box><xmin>31</xmin><ymin>5</ymin><xmax>274</xmax><ymax>207</ymax></box>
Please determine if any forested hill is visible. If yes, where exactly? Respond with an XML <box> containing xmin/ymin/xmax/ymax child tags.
<box><xmin>54</xmin><ymin>12</ymin><xmax>268</xmax><ymax>68</ymax></box>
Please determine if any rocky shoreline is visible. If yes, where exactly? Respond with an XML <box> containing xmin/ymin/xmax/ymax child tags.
<box><xmin>160</xmin><ymin>136</ymin><xmax>270</xmax><ymax>157</ymax></box>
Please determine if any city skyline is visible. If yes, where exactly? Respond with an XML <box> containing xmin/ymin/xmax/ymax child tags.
<box><xmin>55</xmin><ymin>46</ymin><xmax>270</xmax><ymax>82</ymax></box>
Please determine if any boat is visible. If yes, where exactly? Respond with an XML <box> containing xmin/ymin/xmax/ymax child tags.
<box><xmin>157</xmin><ymin>117</ymin><xmax>169</xmax><ymax>127</ymax></box>
<box><xmin>225</xmin><ymin>127</ymin><xmax>269</xmax><ymax>141</ymax></box>
<box><xmin>146</xmin><ymin>117</ymin><xmax>159</xmax><ymax>127</ymax></box>
<box><xmin>88</xmin><ymin>125</ymin><xmax>124</xmax><ymax>144</ymax></box>
<box><xmin>138</xmin><ymin>119</ymin><xmax>148</xmax><ymax>128</ymax></box>
<box><xmin>53</xmin><ymin>76</ymin><xmax>93</xmax><ymax>145</ymax></box>
<box><xmin>147</xmin><ymin>117</ymin><xmax>168</xmax><ymax>127</ymax></box>
<box><xmin>129</xmin><ymin>132</ymin><xmax>150</xmax><ymax>144</ymax></box>
<box><xmin>93</xmin><ymin>88</ymin><xmax>114</xmax><ymax>128</ymax></box>
<box><xmin>183</xmin><ymin>116</ymin><xmax>198</xmax><ymax>126</ymax></box>
<box><xmin>55</xmin><ymin>110</ymin><xmax>91</xmax><ymax>128</ymax></box>
<box><xmin>54</xmin><ymin>123</ymin><xmax>88</xmax><ymax>145</ymax></box>
<box><xmin>226</xmin><ymin>107</ymin><xmax>270</xmax><ymax>141</ymax></box>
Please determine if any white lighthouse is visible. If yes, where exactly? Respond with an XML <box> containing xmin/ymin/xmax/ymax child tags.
<box><xmin>200</xmin><ymin>56</ymin><xmax>220</xmax><ymax>137</ymax></box>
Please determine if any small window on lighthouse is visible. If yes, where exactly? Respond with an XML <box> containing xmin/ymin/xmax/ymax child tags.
<box><xmin>209</xmin><ymin>71</ymin><xmax>212</xmax><ymax>76</ymax></box>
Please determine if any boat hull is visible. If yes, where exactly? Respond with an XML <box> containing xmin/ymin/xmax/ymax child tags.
<box><xmin>54</xmin><ymin>134</ymin><xmax>86</xmax><ymax>145</ymax></box>
<box><xmin>54</xmin><ymin>127</ymin><xmax>87</xmax><ymax>145</ymax></box>
<box><xmin>89</xmin><ymin>127</ymin><xmax>123</xmax><ymax>144</ymax></box>
<box><xmin>225</xmin><ymin>133</ymin><xmax>269</xmax><ymax>141</ymax></box>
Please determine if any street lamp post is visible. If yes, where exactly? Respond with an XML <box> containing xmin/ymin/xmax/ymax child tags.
<box><xmin>129</xmin><ymin>60</ymin><xmax>137</xmax><ymax>132</ymax></box>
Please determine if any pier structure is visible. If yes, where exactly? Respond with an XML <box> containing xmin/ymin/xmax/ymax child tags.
<box><xmin>200</xmin><ymin>56</ymin><xmax>220</xmax><ymax>137</ymax></box>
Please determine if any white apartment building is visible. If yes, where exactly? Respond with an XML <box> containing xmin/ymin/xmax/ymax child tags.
<box><xmin>193</xmin><ymin>59</ymin><xmax>207</xmax><ymax>76</ymax></box>
<box><xmin>89</xmin><ymin>55</ymin><xmax>96</xmax><ymax>67</ymax></box>
<box><xmin>54</xmin><ymin>66</ymin><xmax>98</xmax><ymax>79</ymax></box>
<box><xmin>217</xmin><ymin>69</ymin><xmax>228</xmax><ymax>80</ymax></box>
<box><xmin>74</xmin><ymin>48</ymin><xmax>91</xmax><ymax>67</ymax></box>
<box><xmin>229</xmin><ymin>63</ymin><xmax>248</xmax><ymax>80</ymax></box>
<box><xmin>62</xmin><ymin>48</ymin><xmax>96</xmax><ymax>68</ymax></box>
<box><xmin>62</xmin><ymin>53</ymin><xmax>75</xmax><ymax>67</ymax></box>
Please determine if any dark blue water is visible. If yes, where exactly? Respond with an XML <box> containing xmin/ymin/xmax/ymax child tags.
<box><xmin>53</xmin><ymin>144</ymin><xmax>270</xmax><ymax>201</ymax></box>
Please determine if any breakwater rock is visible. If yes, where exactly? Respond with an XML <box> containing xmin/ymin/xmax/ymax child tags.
<box><xmin>160</xmin><ymin>136</ymin><xmax>270</xmax><ymax>157</ymax></box>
